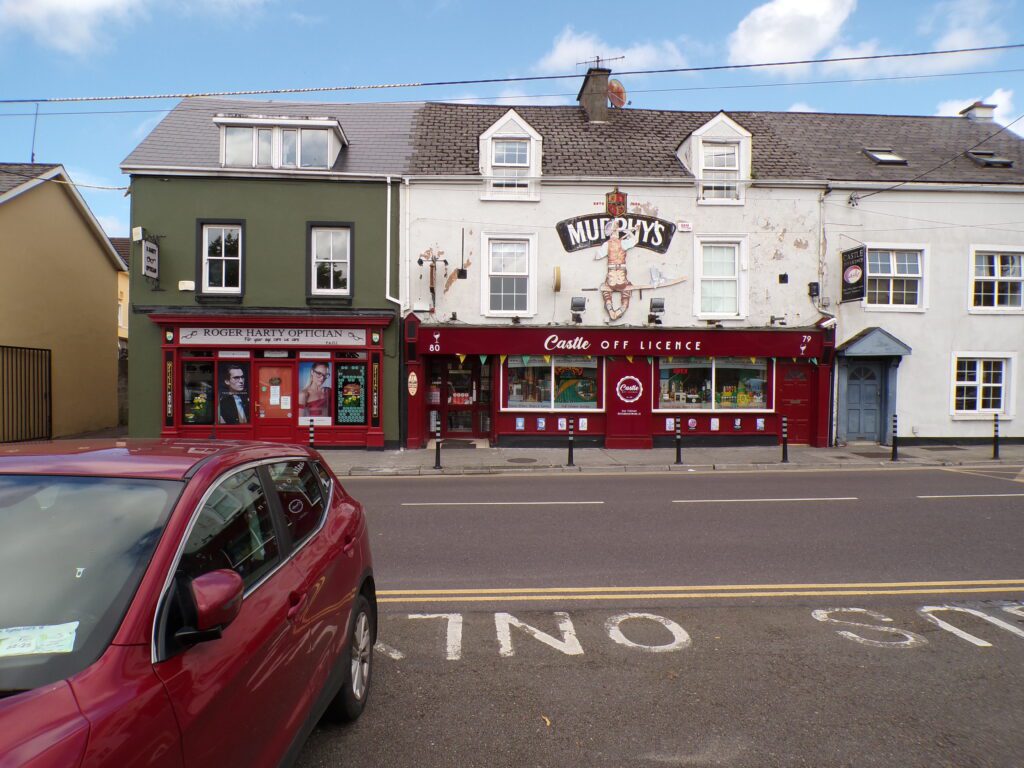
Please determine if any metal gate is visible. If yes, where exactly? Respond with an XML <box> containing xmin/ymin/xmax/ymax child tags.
<box><xmin>0</xmin><ymin>345</ymin><xmax>52</xmax><ymax>442</ymax></box>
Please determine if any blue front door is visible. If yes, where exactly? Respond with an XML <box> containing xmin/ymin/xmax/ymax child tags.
<box><xmin>847</xmin><ymin>363</ymin><xmax>881</xmax><ymax>441</ymax></box>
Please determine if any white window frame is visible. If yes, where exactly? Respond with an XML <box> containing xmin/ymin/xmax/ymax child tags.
<box><xmin>491</xmin><ymin>138</ymin><xmax>530</xmax><ymax>191</ymax></box>
<box><xmin>968</xmin><ymin>245</ymin><xmax>1024</xmax><ymax>314</ymax></box>
<box><xmin>216</xmin><ymin>118</ymin><xmax>344</xmax><ymax>171</ymax></box>
<box><xmin>692</xmin><ymin>234</ymin><xmax>748</xmax><ymax>320</ymax></box>
<box><xmin>479</xmin><ymin>109</ymin><xmax>542</xmax><ymax>201</ymax></box>
<box><xmin>499</xmin><ymin>356</ymin><xmax>606</xmax><ymax>413</ymax></box>
<box><xmin>310</xmin><ymin>226</ymin><xmax>351</xmax><ymax>297</ymax></box>
<box><xmin>201</xmin><ymin>224</ymin><xmax>243</xmax><ymax>295</ymax></box>
<box><xmin>699</xmin><ymin>141</ymin><xmax>741</xmax><ymax>202</ymax></box>
<box><xmin>949</xmin><ymin>352</ymin><xmax>1016</xmax><ymax>420</ymax></box>
<box><xmin>862</xmin><ymin>243</ymin><xmax>928</xmax><ymax>313</ymax></box>
<box><xmin>480</xmin><ymin>231</ymin><xmax>538</xmax><ymax>318</ymax></box>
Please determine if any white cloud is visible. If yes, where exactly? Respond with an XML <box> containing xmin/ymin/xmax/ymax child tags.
<box><xmin>0</xmin><ymin>0</ymin><xmax>144</xmax><ymax>55</ymax></box>
<box><xmin>727</xmin><ymin>0</ymin><xmax>856</xmax><ymax>75</ymax></box>
<box><xmin>936</xmin><ymin>87</ymin><xmax>1015</xmax><ymax>125</ymax></box>
<box><xmin>788</xmin><ymin>102</ymin><xmax>818</xmax><ymax>112</ymax></box>
<box><xmin>534</xmin><ymin>26</ymin><xmax>686</xmax><ymax>74</ymax></box>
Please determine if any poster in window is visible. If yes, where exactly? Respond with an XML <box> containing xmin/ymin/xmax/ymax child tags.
<box><xmin>841</xmin><ymin>246</ymin><xmax>866</xmax><ymax>302</ymax></box>
<box><xmin>336</xmin><ymin>364</ymin><xmax>366</xmax><ymax>424</ymax></box>
<box><xmin>217</xmin><ymin>362</ymin><xmax>250</xmax><ymax>424</ymax></box>
<box><xmin>299</xmin><ymin>361</ymin><xmax>333</xmax><ymax>425</ymax></box>
<box><xmin>182</xmin><ymin>361</ymin><xmax>214</xmax><ymax>425</ymax></box>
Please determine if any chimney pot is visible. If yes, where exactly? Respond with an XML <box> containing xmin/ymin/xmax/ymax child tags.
<box><xmin>959</xmin><ymin>101</ymin><xmax>996</xmax><ymax>122</ymax></box>
<box><xmin>577</xmin><ymin>67</ymin><xmax>611</xmax><ymax>123</ymax></box>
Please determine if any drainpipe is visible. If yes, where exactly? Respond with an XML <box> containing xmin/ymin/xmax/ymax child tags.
<box><xmin>404</xmin><ymin>176</ymin><xmax>411</xmax><ymax>315</ymax></box>
<box><xmin>385</xmin><ymin>176</ymin><xmax>400</xmax><ymax>308</ymax></box>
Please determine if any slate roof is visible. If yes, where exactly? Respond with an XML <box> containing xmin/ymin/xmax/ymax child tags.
<box><xmin>0</xmin><ymin>163</ymin><xmax>60</xmax><ymax>196</ymax></box>
<box><xmin>121</xmin><ymin>97</ymin><xmax>421</xmax><ymax>175</ymax></box>
<box><xmin>410</xmin><ymin>103</ymin><xmax>1024</xmax><ymax>184</ymax></box>
<box><xmin>110</xmin><ymin>237</ymin><xmax>131</xmax><ymax>268</ymax></box>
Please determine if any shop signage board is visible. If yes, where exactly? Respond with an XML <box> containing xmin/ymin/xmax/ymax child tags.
<box><xmin>555</xmin><ymin>213</ymin><xmax>676</xmax><ymax>254</ymax></box>
<box><xmin>142</xmin><ymin>240</ymin><xmax>159</xmax><ymax>280</ymax></box>
<box><xmin>841</xmin><ymin>247</ymin><xmax>866</xmax><ymax>302</ymax></box>
<box><xmin>417</xmin><ymin>327</ymin><xmax>824</xmax><ymax>358</ymax></box>
<box><xmin>178</xmin><ymin>327</ymin><xmax>367</xmax><ymax>347</ymax></box>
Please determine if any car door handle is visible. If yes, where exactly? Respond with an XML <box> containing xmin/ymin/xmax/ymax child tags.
<box><xmin>342</xmin><ymin>537</ymin><xmax>356</xmax><ymax>558</ymax></box>
<box><xmin>286</xmin><ymin>590</ymin><xmax>307</xmax><ymax>620</ymax></box>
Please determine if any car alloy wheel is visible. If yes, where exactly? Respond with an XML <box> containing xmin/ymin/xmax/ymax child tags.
<box><xmin>350</xmin><ymin>610</ymin><xmax>371</xmax><ymax>701</ymax></box>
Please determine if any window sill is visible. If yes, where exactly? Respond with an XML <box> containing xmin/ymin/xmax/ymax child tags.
<box><xmin>967</xmin><ymin>308</ymin><xmax>1024</xmax><ymax>315</ymax></box>
<box><xmin>196</xmin><ymin>294</ymin><xmax>243</xmax><ymax>306</ymax></box>
<box><xmin>861</xmin><ymin>305</ymin><xmax>926</xmax><ymax>314</ymax></box>
<box><xmin>307</xmin><ymin>296</ymin><xmax>353</xmax><ymax>308</ymax></box>
<box><xmin>697</xmin><ymin>198</ymin><xmax>743</xmax><ymax>206</ymax></box>
<box><xmin>480</xmin><ymin>193</ymin><xmax>541</xmax><ymax>203</ymax></box>
<box><xmin>951</xmin><ymin>412</ymin><xmax>1012</xmax><ymax>421</ymax></box>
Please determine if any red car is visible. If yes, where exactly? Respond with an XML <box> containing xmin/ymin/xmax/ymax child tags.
<box><xmin>0</xmin><ymin>439</ymin><xmax>375</xmax><ymax>767</ymax></box>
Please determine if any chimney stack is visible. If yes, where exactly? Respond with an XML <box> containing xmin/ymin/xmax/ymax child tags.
<box><xmin>577</xmin><ymin>67</ymin><xmax>611</xmax><ymax>123</ymax></box>
<box><xmin>959</xmin><ymin>101</ymin><xmax>996</xmax><ymax>122</ymax></box>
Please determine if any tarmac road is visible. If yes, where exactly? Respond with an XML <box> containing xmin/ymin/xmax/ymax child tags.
<box><xmin>296</xmin><ymin>465</ymin><xmax>1024</xmax><ymax>767</ymax></box>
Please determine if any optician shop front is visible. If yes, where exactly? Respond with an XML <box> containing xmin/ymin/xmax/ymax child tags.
<box><xmin>405</xmin><ymin>323</ymin><xmax>833</xmax><ymax>448</ymax></box>
<box><xmin>152</xmin><ymin>313</ymin><xmax>392</xmax><ymax>448</ymax></box>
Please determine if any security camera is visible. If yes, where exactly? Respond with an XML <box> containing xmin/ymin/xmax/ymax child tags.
<box><xmin>819</xmin><ymin>317</ymin><xmax>837</xmax><ymax>329</ymax></box>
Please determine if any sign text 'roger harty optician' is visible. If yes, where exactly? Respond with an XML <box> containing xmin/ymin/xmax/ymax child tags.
<box><xmin>178</xmin><ymin>327</ymin><xmax>367</xmax><ymax>347</ymax></box>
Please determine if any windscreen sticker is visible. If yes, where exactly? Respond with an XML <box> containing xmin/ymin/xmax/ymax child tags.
<box><xmin>0</xmin><ymin>621</ymin><xmax>79</xmax><ymax>657</ymax></box>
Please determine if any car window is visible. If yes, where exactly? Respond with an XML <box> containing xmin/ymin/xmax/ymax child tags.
<box><xmin>267</xmin><ymin>461</ymin><xmax>326</xmax><ymax>547</ymax></box>
<box><xmin>313</xmin><ymin>462</ymin><xmax>334</xmax><ymax>498</ymax></box>
<box><xmin>178</xmin><ymin>468</ymin><xmax>281</xmax><ymax>589</ymax></box>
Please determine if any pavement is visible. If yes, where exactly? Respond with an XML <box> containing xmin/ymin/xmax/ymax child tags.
<box><xmin>319</xmin><ymin>439</ymin><xmax>1023</xmax><ymax>477</ymax></box>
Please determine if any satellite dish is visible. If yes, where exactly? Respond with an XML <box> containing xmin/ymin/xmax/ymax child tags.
<box><xmin>608</xmin><ymin>79</ymin><xmax>627</xmax><ymax>109</ymax></box>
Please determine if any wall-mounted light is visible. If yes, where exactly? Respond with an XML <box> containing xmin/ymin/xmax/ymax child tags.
<box><xmin>648</xmin><ymin>297</ymin><xmax>665</xmax><ymax>325</ymax></box>
<box><xmin>570</xmin><ymin>296</ymin><xmax>586</xmax><ymax>324</ymax></box>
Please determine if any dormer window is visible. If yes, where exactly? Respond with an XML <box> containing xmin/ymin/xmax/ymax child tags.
<box><xmin>215</xmin><ymin>115</ymin><xmax>346</xmax><ymax>171</ymax></box>
<box><xmin>864</xmin><ymin>148</ymin><xmax>907</xmax><ymax>165</ymax></box>
<box><xmin>479</xmin><ymin>109</ymin><xmax>542</xmax><ymax>201</ymax></box>
<box><xmin>967</xmin><ymin>150</ymin><xmax>1013</xmax><ymax>168</ymax></box>
<box><xmin>679</xmin><ymin>113</ymin><xmax>751</xmax><ymax>206</ymax></box>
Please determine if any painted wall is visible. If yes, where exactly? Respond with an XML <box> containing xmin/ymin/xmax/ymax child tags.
<box><xmin>405</xmin><ymin>181</ymin><xmax>826</xmax><ymax>329</ymax></box>
<box><xmin>829</xmin><ymin>189</ymin><xmax>1024</xmax><ymax>439</ymax></box>
<box><xmin>128</xmin><ymin>175</ymin><xmax>401</xmax><ymax>441</ymax></box>
<box><xmin>0</xmin><ymin>182</ymin><xmax>119</xmax><ymax>437</ymax></box>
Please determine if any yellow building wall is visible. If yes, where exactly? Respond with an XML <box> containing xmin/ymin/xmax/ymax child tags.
<box><xmin>0</xmin><ymin>181</ymin><xmax>119</xmax><ymax>437</ymax></box>
<box><xmin>118</xmin><ymin>270</ymin><xmax>129</xmax><ymax>341</ymax></box>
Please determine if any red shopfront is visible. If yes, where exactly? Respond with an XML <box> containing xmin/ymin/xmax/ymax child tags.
<box><xmin>405</xmin><ymin>322</ymin><xmax>833</xmax><ymax>448</ymax></box>
<box><xmin>153</xmin><ymin>314</ymin><xmax>391</xmax><ymax>448</ymax></box>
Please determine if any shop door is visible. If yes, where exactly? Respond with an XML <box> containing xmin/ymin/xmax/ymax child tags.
<box><xmin>776</xmin><ymin>362</ymin><xmax>812</xmax><ymax>444</ymax></box>
<box><xmin>429</xmin><ymin>358</ymin><xmax>491</xmax><ymax>439</ymax></box>
<box><xmin>254</xmin><ymin>362</ymin><xmax>295</xmax><ymax>443</ymax></box>
<box><xmin>846</xmin><ymin>363</ymin><xmax>881</xmax><ymax>441</ymax></box>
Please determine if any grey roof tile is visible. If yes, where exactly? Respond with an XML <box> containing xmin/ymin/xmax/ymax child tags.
<box><xmin>0</xmin><ymin>163</ymin><xmax>60</xmax><ymax>196</ymax></box>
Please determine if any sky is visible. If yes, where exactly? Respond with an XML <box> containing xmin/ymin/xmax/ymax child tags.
<box><xmin>1</xmin><ymin>0</ymin><xmax>1022</xmax><ymax>238</ymax></box>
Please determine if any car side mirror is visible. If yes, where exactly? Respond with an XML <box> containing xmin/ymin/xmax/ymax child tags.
<box><xmin>174</xmin><ymin>569</ymin><xmax>244</xmax><ymax>646</ymax></box>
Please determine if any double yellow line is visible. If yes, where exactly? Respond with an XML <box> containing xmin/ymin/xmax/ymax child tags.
<box><xmin>379</xmin><ymin>579</ymin><xmax>1024</xmax><ymax>604</ymax></box>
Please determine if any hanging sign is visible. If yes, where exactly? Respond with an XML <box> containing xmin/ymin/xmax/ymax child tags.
<box><xmin>142</xmin><ymin>240</ymin><xmax>159</xmax><ymax>280</ymax></box>
<box><xmin>841</xmin><ymin>247</ymin><xmax>866</xmax><ymax>302</ymax></box>
<box><xmin>407</xmin><ymin>370</ymin><xmax>419</xmax><ymax>397</ymax></box>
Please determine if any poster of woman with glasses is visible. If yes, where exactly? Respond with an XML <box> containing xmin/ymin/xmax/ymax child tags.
<box><xmin>299</xmin><ymin>361</ymin><xmax>332</xmax><ymax>422</ymax></box>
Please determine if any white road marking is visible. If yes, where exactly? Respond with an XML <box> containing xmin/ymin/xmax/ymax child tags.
<box><xmin>495</xmin><ymin>612</ymin><xmax>584</xmax><ymax>657</ymax></box>
<box><xmin>373</xmin><ymin>641</ymin><xmax>405</xmax><ymax>660</ymax></box>
<box><xmin>409</xmin><ymin>613</ymin><xmax>463</xmax><ymax>661</ymax></box>
<box><xmin>605</xmin><ymin>612</ymin><xmax>691</xmax><ymax>653</ymax></box>
<box><xmin>919</xmin><ymin>605</ymin><xmax>1024</xmax><ymax>647</ymax></box>
<box><xmin>401</xmin><ymin>501</ymin><xmax>605</xmax><ymax>507</ymax></box>
<box><xmin>812</xmin><ymin>608</ymin><xmax>926</xmax><ymax>648</ymax></box>
<box><xmin>917</xmin><ymin>493</ymin><xmax>1024</xmax><ymax>499</ymax></box>
<box><xmin>672</xmin><ymin>497</ymin><xmax>858</xmax><ymax>504</ymax></box>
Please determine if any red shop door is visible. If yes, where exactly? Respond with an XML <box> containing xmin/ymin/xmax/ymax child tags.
<box><xmin>776</xmin><ymin>362</ymin><xmax>813</xmax><ymax>444</ymax></box>
<box><xmin>254</xmin><ymin>362</ymin><xmax>296</xmax><ymax>443</ymax></box>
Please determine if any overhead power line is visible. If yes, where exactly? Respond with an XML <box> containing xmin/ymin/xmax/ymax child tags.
<box><xmin>1</xmin><ymin>42</ymin><xmax>1023</xmax><ymax>104</ymax></box>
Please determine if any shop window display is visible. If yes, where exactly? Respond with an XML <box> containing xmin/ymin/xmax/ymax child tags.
<box><xmin>506</xmin><ymin>357</ymin><xmax>551</xmax><ymax>409</ymax></box>
<box><xmin>182</xmin><ymin>361</ymin><xmax>215</xmax><ymax>424</ymax></box>
<box><xmin>553</xmin><ymin>357</ymin><xmax>599</xmax><ymax>409</ymax></box>
<box><xmin>658</xmin><ymin>357</ymin><xmax>712</xmax><ymax>408</ymax></box>
<box><xmin>714</xmin><ymin>357</ymin><xmax>767</xmax><ymax>409</ymax></box>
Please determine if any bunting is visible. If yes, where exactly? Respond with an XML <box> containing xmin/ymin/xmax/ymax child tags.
<box><xmin>479</xmin><ymin>355</ymin><xmax>488</xmax><ymax>364</ymax></box>
<box><xmin>457</xmin><ymin>354</ymin><xmax>466</xmax><ymax>364</ymax></box>
<box><xmin>500</xmin><ymin>354</ymin><xmax>507</xmax><ymax>364</ymax></box>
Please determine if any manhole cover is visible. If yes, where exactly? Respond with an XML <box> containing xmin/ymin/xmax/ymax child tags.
<box><xmin>921</xmin><ymin>446</ymin><xmax>966</xmax><ymax>452</ymax></box>
<box><xmin>852</xmin><ymin>451</ymin><xmax>893</xmax><ymax>458</ymax></box>
<box><xmin>507</xmin><ymin>458</ymin><xmax>537</xmax><ymax>464</ymax></box>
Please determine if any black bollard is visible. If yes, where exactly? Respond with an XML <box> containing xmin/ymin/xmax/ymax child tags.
<box><xmin>993</xmin><ymin>413</ymin><xmax>1000</xmax><ymax>460</ymax></box>
<box><xmin>781</xmin><ymin>416</ymin><xmax>789</xmax><ymax>464</ymax></box>
<box><xmin>433</xmin><ymin>418</ymin><xmax>442</xmax><ymax>470</ymax></box>
<box><xmin>567</xmin><ymin>417</ymin><xmax>575</xmax><ymax>467</ymax></box>
<box><xmin>674</xmin><ymin>417</ymin><xmax>683</xmax><ymax>465</ymax></box>
<box><xmin>891</xmin><ymin>413</ymin><xmax>899</xmax><ymax>462</ymax></box>
<box><xmin>308</xmin><ymin>418</ymin><xmax>315</xmax><ymax>449</ymax></box>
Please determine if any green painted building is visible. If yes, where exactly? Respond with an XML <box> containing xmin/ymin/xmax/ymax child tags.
<box><xmin>121</xmin><ymin>98</ymin><xmax>418</xmax><ymax>447</ymax></box>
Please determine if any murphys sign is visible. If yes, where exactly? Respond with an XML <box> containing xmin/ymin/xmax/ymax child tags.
<box><xmin>555</xmin><ymin>214</ymin><xmax>676</xmax><ymax>254</ymax></box>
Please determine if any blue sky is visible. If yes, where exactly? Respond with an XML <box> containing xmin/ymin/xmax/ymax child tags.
<box><xmin>1</xmin><ymin>0</ymin><xmax>1022</xmax><ymax>237</ymax></box>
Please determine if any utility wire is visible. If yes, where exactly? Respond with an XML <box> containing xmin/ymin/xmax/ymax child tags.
<box><xmin>3</xmin><ymin>66</ymin><xmax>1024</xmax><ymax>118</ymax></box>
<box><xmin>0</xmin><ymin>166</ymin><xmax>127</xmax><ymax>191</ymax></box>
<box><xmin>2</xmin><ymin>42</ymin><xmax>1023</xmax><ymax>104</ymax></box>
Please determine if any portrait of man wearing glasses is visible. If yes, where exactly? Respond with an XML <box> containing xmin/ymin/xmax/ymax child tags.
<box><xmin>218</xmin><ymin>364</ymin><xmax>250</xmax><ymax>424</ymax></box>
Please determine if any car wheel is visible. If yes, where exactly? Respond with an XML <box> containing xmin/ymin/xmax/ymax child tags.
<box><xmin>325</xmin><ymin>594</ymin><xmax>374</xmax><ymax>723</ymax></box>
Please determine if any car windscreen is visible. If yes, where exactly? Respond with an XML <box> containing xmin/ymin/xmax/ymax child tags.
<box><xmin>0</xmin><ymin>475</ymin><xmax>181</xmax><ymax>695</ymax></box>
